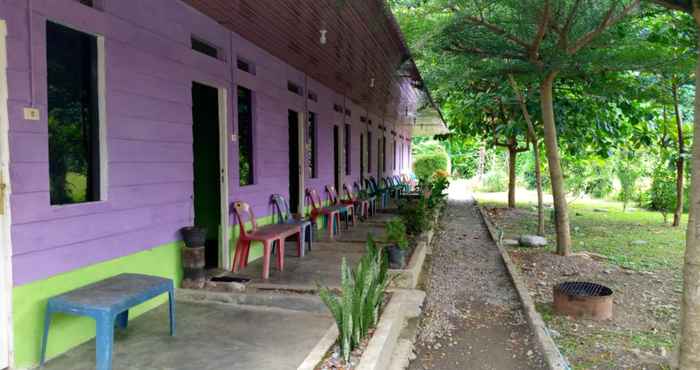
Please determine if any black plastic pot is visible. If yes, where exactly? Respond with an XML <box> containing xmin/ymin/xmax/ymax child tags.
<box><xmin>181</xmin><ymin>226</ymin><xmax>207</xmax><ymax>248</ymax></box>
<box><xmin>387</xmin><ymin>245</ymin><xmax>406</xmax><ymax>269</ymax></box>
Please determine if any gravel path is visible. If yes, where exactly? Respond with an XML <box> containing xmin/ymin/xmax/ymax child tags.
<box><xmin>409</xmin><ymin>187</ymin><xmax>546</xmax><ymax>370</ymax></box>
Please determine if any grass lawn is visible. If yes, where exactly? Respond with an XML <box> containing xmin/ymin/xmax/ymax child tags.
<box><xmin>474</xmin><ymin>189</ymin><xmax>686</xmax><ymax>272</ymax></box>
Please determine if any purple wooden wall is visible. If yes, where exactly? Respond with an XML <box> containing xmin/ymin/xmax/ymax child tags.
<box><xmin>1</xmin><ymin>0</ymin><xmax>413</xmax><ymax>286</ymax></box>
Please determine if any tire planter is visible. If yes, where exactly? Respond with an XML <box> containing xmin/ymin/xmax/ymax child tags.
<box><xmin>181</xmin><ymin>227</ymin><xmax>206</xmax><ymax>289</ymax></box>
<box><xmin>181</xmin><ymin>226</ymin><xmax>207</xmax><ymax>248</ymax></box>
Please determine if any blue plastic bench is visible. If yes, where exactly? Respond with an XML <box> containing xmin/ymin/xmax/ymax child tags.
<box><xmin>40</xmin><ymin>273</ymin><xmax>175</xmax><ymax>370</ymax></box>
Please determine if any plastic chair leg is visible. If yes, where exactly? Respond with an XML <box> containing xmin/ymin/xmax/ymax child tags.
<box><xmin>262</xmin><ymin>241</ymin><xmax>272</xmax><ymax>279</ymax></box>
<box><xmin>231</xmin><ymin>240</ymin><xmax>243</xmax><ymax>272</ymax></box>
<box><xmin>245</xmin><ymin>240</ymin><xmax>253</xmax><ymax>268</ymax></box>
<box><xmin>277</xmin><ymin>238</ymin><xmax>285</xmax><ymax>271</ymax></box>
<box><xmin>327</xmin><ymin>214</ymin><xmax>334</xmax><ymax>238</ymax></box>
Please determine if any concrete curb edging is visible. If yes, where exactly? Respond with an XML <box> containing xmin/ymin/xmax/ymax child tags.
<box><xmin>357</xmin><ymin>290</ymin><xmax>426</xmax><ymax>370</ymax></box>
<box><xmin>388</xmin><ymin>239</ymin><xmax>428</xmax><ymax>289</ymax></box>
<box><xmin>297</xmin><ymin>323</ymin><xmax>340</xmax><ymax>370</ymax></box>
<box><xmin>476</xmin><ymin>204</ymin><xmax>571</xmax><ymax>370</ymax></box>
<box><xmin>296</xmin><ymin>290</ymin><xmax>426</xmax><ymax>370</ymax></box>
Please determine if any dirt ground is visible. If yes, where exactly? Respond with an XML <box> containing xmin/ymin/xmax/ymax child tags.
<box><xmin>484</xmin><ymin>206</ymin><xmax>680</xmax><ymax>370</ymax></box>
<box><xmin>409</xmin><ymin>197</ymin><xmax>546</xmax><ymax>370</ymax></box>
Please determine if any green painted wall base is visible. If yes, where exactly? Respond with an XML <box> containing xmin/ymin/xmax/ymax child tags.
<box><xmin>13</xmin><ymin>209</ymin><xmax>327</xmax><ymax>369</ymax></box>
<box><xmin>12</xmin><ymin>242</ymin><xmax>183</xmax><ymax>369</ymax></box>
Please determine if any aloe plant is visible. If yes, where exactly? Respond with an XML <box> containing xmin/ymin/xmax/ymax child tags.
<box><xmin>318</xmin><ymin>235</ymin><xmax>389</xmax><ymax>362</ymax></box>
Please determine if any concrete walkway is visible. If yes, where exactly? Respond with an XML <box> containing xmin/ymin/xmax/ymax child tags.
<box><xmin>42</xmin><ymin>300</ymin><xmax>332</xmax><ymax>370</ymax></box>
<box><xmin>409</xmin><ymin>182</ymin><xmax>546</xmax><ymax>370</ymax></box>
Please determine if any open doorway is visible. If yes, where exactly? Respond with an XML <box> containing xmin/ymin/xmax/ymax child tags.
<box><xmin>0</xmin><ymin>19</ymin><xmax>11</xmax><ymax>370</ymax></box>
<box><xmin>192</xmin><ymin>82</ymin><xmax>223</xmax><ymax>269</ymax></box>
<box><xmin>288</xmin><ymin>110</ymin><xmax>301</xmax><ymax>212</ymax></box>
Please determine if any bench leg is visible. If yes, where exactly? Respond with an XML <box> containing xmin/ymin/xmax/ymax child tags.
<box><xmin>95</xmin><ymin>315</ymin><xmax>115</xmax><ymax>370</ymax></box>
<box><xmin>39</xmin><ymin>305</ymin><xmax>52</xmax><ymax>367</ymax></box>
<box><xmin>115</xmin><ymin>310</ymin><xmax>128</xmax><ymax>330</ymax></box>
<box><xmin>168</xmin><ymin>287</ymin><xmax>176</xmax><ymax>336</ymax></box>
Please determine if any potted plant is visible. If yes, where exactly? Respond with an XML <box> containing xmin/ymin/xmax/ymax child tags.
<box><xmin>384</xmin><ymin>218</ymin><xmax>409</xmax><ymax>269</ymax></box>
<box><xmin>180</xmin><ymin>226</ymin><xmax>207</xmax><ymax>248</ymax></box>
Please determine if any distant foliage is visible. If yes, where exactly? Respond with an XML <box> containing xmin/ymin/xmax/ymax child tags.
<box><xmin>564</xmin><ymin>157</ymin><xmax>614</xmax><ymax>199</ymax></box>
<box><xmin>522</xmin><ymin>150</ymin><xmax>551</xmax><ymax>191</ymax></box>
<box><xmin>478</xmin><ymin>171</ymin><xmax>507</xmax><ymax>193</ymax></box>
<box><xmin>615</xmin><ymin>152</ymin><xmax>643</xmax><ymax>211</ymax></box>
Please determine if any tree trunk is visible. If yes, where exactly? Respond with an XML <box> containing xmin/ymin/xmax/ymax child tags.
<box><xmin>508</xmin><ymin>75</ymin><xmax>544</xmax><ymax>235</ymax></box>
<box><xmin>540</xmin><ymin>71</ymin><xmax>571</xmax><ymax>256</ymax></box>
<box><xmin>673</xmin><ymin>81</ymin><xmax>685</xmax><ymax>227</ymax></box>
<box><xmin>532</xmin><ymin>140</ymin><xmax>545</xmax><ymax>235</ymax></box>
<box><xmin>508</xmin><ymin>145</ymin><xmax>517</xmax><ymax>208</ymax></box>
<box><xmin>678</xmin><ymin>25</ymin><xmax>700</xmax><ymax>368</ymax></box>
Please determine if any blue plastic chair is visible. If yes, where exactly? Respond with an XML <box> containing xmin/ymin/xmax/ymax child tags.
<box><xmin>366</xmin><ymin>177</ymin><xmax>388</xmax><ymax>208</ymax></box>
<box><xmin>271</xmin><ymin>194</ymin><xmax>312</xmax><ymax>256</ymax></box>
<box><xmin>383</xmin><ymin>177</ymin><xmax>401</xmax><ymax>200</ymax></box>
<box><xmin>40</xmin><ymin>274</ymin><xmax>174</xmax><ymax>370</ymax></box>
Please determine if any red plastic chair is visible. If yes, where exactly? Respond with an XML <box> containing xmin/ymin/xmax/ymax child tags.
<box><xmin>306</xmin><ymin>188</ymin><xmax>342</xmax><ymax>239</ymax></box>
<box><xmin>231</xmin><ymin>201</ymin><xmax>301</xmax><ymax>279</ymax></box>
<box><xmin>326</xmin><ymin>185</ymin><xmax>356</xmax><ymax>227</ymax></box>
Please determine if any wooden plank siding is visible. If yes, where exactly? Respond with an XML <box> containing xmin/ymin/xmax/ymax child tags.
<box><xmin>1</xmin><ymin>0</ymin><xmax>417</xmax><ymax>286</ymax></box>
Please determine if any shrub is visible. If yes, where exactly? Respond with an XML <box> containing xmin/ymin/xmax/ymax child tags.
<box><xmin>385</xmin><ymin>218</ymin><xmax>409</xmax><ymax>249</ymax></box>
<box><xmin>318</xmin><ymin>237</ymin><xmax>389</xmax><ymax>362</ymax></box>
<box><xmin>647</xmin><ymin>164</ymin><xmax>676</xmax><ymax>223</ymax></box>
<box><xmin>413</xmin><ymin>154</ymin><xmax>449</xmax><ymax>182</ymax></box>
<box><xmin>427</xmin><ymin>173</ymin><xmax>450</xmax><ymax>209</ymax></box>
<box><xmin>398</xmin><ymin>198</ymin><xmax>431</xmax><ymax>235</ymax></box>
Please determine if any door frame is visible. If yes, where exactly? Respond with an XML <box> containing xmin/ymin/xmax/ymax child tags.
<box><xmin>216</xmin><ymin>89</ymin><xmax>229</xmax><ymax>270</ymax></box>
<box><xmin>191</xmin><ymin>81</ymin><xmax>229</xmax><ymax>269</ymax></box>
<box><xmin>293</xmin><ymin>111</ymin><xmax>305</xmax><ymax>215</ymax></box>
<box><xmin>333</xmin><ymin>125</ymin><xmax>340</xmax><ymax>192</ymax></box>
<box><xmin>0</xmin><ymin>19</ymin><xmax>14</xmax><ymax>369</ymax></box>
